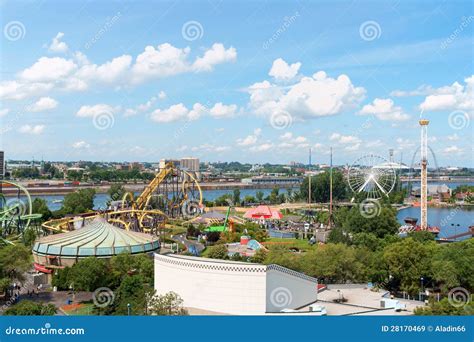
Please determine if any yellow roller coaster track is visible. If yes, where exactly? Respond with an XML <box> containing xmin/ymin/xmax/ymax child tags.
<box><xmin>42</xmin><ymin>162</ymin><xmax>202</xmax><ymax>233</ymax></box>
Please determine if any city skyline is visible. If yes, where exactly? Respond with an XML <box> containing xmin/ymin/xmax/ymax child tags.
<box><xmin>0</xmin><ymin>1</ymin><xmax>473</xmax><ymax>166</ymax></box>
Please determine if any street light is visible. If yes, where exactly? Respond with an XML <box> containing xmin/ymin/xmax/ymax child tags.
<box><xmin>127</xmin><ymin>303</ymin><xmax>131</xmax><ymax>316</ymax></box>
<box><xmin>420</xmin><ymin>277</ymin><xmax>424</xmax><ymax>301</ymax></box>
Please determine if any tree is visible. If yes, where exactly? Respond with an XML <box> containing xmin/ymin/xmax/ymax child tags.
<box><xmin>251</xmin><ymin>248</ymin><xmax>267</xmax><ymax>263</ymax></box>
<box><xmin>256</xmin><ymin>191</ymin><xmax>264</xmax><ymax>203</ymax></box>
<box><xmin>107</xmin><ymin>184</ymin><xmax>126</xmax><ymax>204</ymax></box>
<box><xmin>383</xmin><ymin>238</ymin><xmax>437</xmax><ymax>295</ymax></box>
<box><xmin>408</xmin><ymin>231</ymin><xmax>435</xmax><ymax>243</ymax></box>
<box><xmin>415</xmin><ymin>298</ymin><xmax>473</xmax><ymax>316</ymax></box>
<box><xmin>0</xmin><ymin>244</ymin><xmax>31</xmax><ymax>282</ymax></box>
<box><xmin>69</xmin><ymin>257</ymin><xmax>109</xmax><ymax>291</ymax></box>
<box><xmin>341</xmin><ymin>205</ymin><xmax>399</xmax><ymax>238</ymax></box>
<box><xmin>232</xmin><ymin>189</ymin><xmax>241</xmax><ymax>205</ymax></box>
<box><xmin>148</xmin><ymin>291</ymin><xmax>188</xmax><ymax>315</ymax></box>
<box><xmin>32</xmin><ymin>198</ymin><xmax>52</xmax><ymax>221</ymax></box>
<box><xmin>60</xmin><ymin>188</ymin><xmax>96</xmax><ymax>215</ymax></box>
<box><xmin>4</xmin><ymin>300</ymin><xmax>56</xmax><ymax>315</ymax></box>
<box><xmin>207</xmin><ymin>244</ymin><xmax>228</xmax><ymax>259</ymax></box>
<box><xmin>113</xmin><ymin>275</ymin><xmax>151</xmax><ymax>315</ymax></box>
<box><xmin>300</xmin><ymin>170</ymin><xmax>347</xmax><ymax>203</ymax></box>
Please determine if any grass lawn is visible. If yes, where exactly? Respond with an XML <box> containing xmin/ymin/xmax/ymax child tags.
<box><xmin>61</xmin><ymin>302</ymin><xmax>95</xmax><ymax>315</ymax></box>
<box><xmin>263</xmin><ymin>238</ymin><xmax>315</xmax><ymax>251</ymax></box>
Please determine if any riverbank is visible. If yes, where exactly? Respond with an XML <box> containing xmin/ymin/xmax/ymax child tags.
<box><xmin>1</xmin><ymin>181</ymin><xmax>297</xmax><ymax>197</ymax></box>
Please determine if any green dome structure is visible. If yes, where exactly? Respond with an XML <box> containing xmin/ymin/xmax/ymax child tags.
<box><xmin>33</xmin><ymin>217</ymin><xmax>160</xmax><ymax>272</ymax></box>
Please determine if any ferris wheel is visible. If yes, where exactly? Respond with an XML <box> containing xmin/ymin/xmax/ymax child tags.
<box><xmin>347</xmin><ymin>154</ymin><xmax>396</xmax><ymax>199</ymax></box>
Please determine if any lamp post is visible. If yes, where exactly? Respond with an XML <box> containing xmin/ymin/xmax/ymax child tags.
<box><xmin>420</xmin><ymin>277</ymin><xmax>424</xmax><ymax>301</ymax></box>
<box><xmin>451</xmin><ymin>223</ymin><xmax>460</xmax><ymax>241</ymax></box>
<box><xmin>127</xmin><ymin>303</ymin><xmax>131</xmax><ymax>316</ymax></box>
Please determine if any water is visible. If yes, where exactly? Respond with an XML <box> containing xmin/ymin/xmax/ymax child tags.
<box><xmin>397</xmin><ymin>206</ymin><xmax>473</xmax><ymax>240</ymax></box>
<box><xmin>29</xmin><ymin>188</ymin><xmax>293</xmax><ymax>211</ymax></box>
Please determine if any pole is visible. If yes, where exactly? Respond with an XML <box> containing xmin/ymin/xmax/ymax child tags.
<box><xmin>329</xmin><ymin>147</ymin><xmax>333</xmax><ymax>228</ymax></box>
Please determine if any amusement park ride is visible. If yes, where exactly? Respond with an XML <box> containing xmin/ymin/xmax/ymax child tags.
<box><xmin>40</xmin><ymin>162</ymin><xmax>203</xmax><ymax>235</ymax></box>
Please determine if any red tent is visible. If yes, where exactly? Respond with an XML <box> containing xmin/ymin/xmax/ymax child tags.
<box><xmin>243</xmin><ymin>205</ymin><xmax>283</xmax><ymax>220</ymax></box>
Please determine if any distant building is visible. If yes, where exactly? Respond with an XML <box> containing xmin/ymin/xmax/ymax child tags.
<box><xmin>129</xmin><ymin>162</ymin><xmax>144</xmax><ymax>170</ymax></box>
<box><xmin>159</xmin><ymin>159</ymin><xmax>181</xmax><ymax>170</ymax></box>
<box><xmin>412</xmin><ymin>184</ymin><xmax>451</xmax><ymax>201</ymax></box>
<box><xmin>180</xmin><ymin>157</ymin><xmax>199</xmax><ymax>172</ymax></box>
<box><xmin>242</xmin><ymin>176</ymin><xmax>303</xmax><ymax>185</ymax></box>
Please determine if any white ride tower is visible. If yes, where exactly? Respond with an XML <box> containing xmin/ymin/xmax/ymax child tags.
<box><xmin>419</xmin><ymin>119</ymin><xmax>429</xmax><ymax>230</ymax></box>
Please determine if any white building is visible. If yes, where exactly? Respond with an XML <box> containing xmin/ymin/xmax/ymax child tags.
<box><xmin>154</xmin><ymin>254</ymin><xmax>318</xmax><ymax>315</ymax></box>
<box><xmin>180</xmin><ymin>157</ymin><xmax>199</xmax><ymax>172</ymax></box>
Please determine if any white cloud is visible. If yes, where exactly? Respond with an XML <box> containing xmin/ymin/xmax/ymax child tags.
<box><xmin>269</xmin><ymin>58</ymin><xmax>301</xmax><ymax>81</ymax></box>
<box><xmin>0</xmin><ymin>81</ymin><xmax>53</xmax><ymax>100</ymax></box>
<box><xmin>27</xmin><ymin>97</ymin><xmax>58</xmax><ymax>112</ymax></box>
<box><xmin>158</xmin><ymin>91</ymin><xmax>167</xmax><ymax>99</ymax></box>
<box><xmin>72</xmin><ymin>141</ymin><xmax>90</xmax><ymax>149</ymax></box>
<box><xmin>419</xmin><ymin>75</ymin><xmax>473</xmax><ymax>113</ymax></box>
<box><xmin>278</xmin><ymin>132</ymin><xmax>308</xmax><ymax>149</ymax></box>
<box><xmin>20</xmin><ymin>57</ymin><xmax>77</xmax><ymax>82</ymax></box>
<box><xmin>237</xmin><ymin>128</ymin><xmax>261</xmax><ymax>146</ymax></box>
<box><xmin>359</xmin><ymin>98</ymin><xmax>410</xmax><ymax>121</ymax></box>
<box><xmin>76</xmin><ymin>55</ymin><xmax>132</xmax><ymax>84</ymax></box>
<box><xmin>0</xmin><ymin>108</ymin><xmax>9</xmax><ymax>117</ymax></box>
<box><xmin>3</xmin><ymin>42</ymin><xmax>237</xmax><ymax>100</ymax></box>
<box><xmin>330</xmin><ymin>133</ymin><xmax>361</xmax><ymax>144</ymax></box>
<box><xmin>124</xmin><ymin>94</ymin><xmax>160</xmax><ymax>117</ymax></box>
<box><xmin>76</xmin><ymin>104</ymin><xmax>116</xmax><ymax>117</ymax></box>
<box><xmin>192</xmin><ymin>43</ymin><xmax>237</xmax><ymax>72</ymax></box>
<box><xmin>443</xmin><ymin>145</ymin><xmax>463</xmax><ymax>154</ymax></box>
<box><xmin>150</xmin><ymin>103</ymin><xmax>190</xmax><ymax>123</ymax></box>
<box><xmin>249</xmin><ymin>143</ymin><xmax>273</xmax><ymax>152</ymax></box>
<box><xmin>48</xmin><ymin>32</ymin><xmax>68</xmax><ymax>53</ymax></box>
<box><xmin>447</xmin><ymin>133</ymin><xmax>460</xmax><ymax>141</ymax></box>
<box><xmin>209</xmin><ymin>103</ymin><xmax>238</xmax><ymax>118</ymax></box>
<box><xmin>248</xmin><ymin>69</ymin><xmax>365</xmax><ymax>119</ymax></box>
<box><xmin>18</xmin><ymin>124</ymin><xmax>45</xmax><ymax>134</ymax></box>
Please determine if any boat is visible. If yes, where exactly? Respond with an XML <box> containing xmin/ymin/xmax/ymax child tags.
<box><xmin>52</xmin><ymin>199</ymin><xmax>63</xmax><ymax>204</ymax></box>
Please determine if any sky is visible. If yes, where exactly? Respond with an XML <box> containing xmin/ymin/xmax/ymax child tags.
<box><xmin>0</xmin><ymin>0</ymin><xmax>473</xmax><ymax>166</ymax></box>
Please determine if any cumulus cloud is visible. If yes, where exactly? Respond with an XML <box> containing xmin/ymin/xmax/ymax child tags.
<box><xmin>248</xmin><ymin>69</ymin><xmax>365</xmax><ymax>120</ymax></box>
<box><xmin>249</xmin><ymin>143</ymin><xmax>273</xmax><ymax>152</ymax></box>
<box><xmin>48</xmin><ymin>32</ymin><xmax>68</xmax><ymax>53</ymax></box>
<box><xmin>27</xmin><ymin>97</ymin><xmax>58</xmax><ymax>112</ymax></box>
<box><xmin>0</xmin><ymin>108</ymin><xmax>10</xmax><ymax>117</ymax></box>
<box><xmin>237</xmin><ymin>128</ymin><xmax>262</xmax><ymax>146</ymax></box>
<box><xmin>150</xmin><ymin>102</ymin><xmax>239</xmax><ymax>123</ymax></box>
<box><xmin>269</xmin><ymin>58</ymin><xmax>301</xmax><ymax>81</ymax></box>
<box><xmin>76</xmin><ymin>104</ymin><xmax>116</xmax><ymax>117</ymax></box>
<box><xmin>18</xmin><ymin>124</ymin><xmax>45</xmax><ymax>134</ymax></box>
<box><xmin>330</xmin><ymin>133</ymin><xmax>361</xmax><ymax>144</ymax></box>
<box><xmin>72</xmin><ymin>141</ymin><xmax>90</xmax><ymax>149</ymax></box>
<box><xmin>443</xmin><ymin>145</ymin><xmax>463</xmax><ymax>154</ymax></box>
<box><xmin>192</xmin><ymin>43</ymin><xmax>237</xmax><ymax>72</ymax></box>
<box><xmin>2</xmin><ymin>42</ymin><xmax>237</xmax><ymax>100</ymax></box>
<box><xmin>278</xmin><ymin>132</ymin><xmax>309</xmax><ymax>149</ymax></box>
<box><xmin>359</xmin><ymin>98</ymin><xmax>410</xmax><ymax>121</ymax></box>
<box><xmin>419</xmin><ymin>76</ymin><xmax>473</xmax><ymax>113</ymax></box>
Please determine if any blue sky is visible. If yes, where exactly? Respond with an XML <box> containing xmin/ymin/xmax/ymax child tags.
<box><xmin>0</xmin><ymin>0</ymin><xmax>473</xmax><ymax>166</ymax></box>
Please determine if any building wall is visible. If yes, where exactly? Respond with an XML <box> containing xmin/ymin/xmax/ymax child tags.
<box><xmin>266</xmin><ymin>265</ymin><xmax>318</xmax><ymax>312</ymax></box>
<box><xmin>154</xmin><ymin>254</ymin><xmax>267</xmax><ymax>315</ymax></box>
<box><xmin>154</xmin><ymin>254</ymin><xmax>318</xmax><ymax>315</ymax></box>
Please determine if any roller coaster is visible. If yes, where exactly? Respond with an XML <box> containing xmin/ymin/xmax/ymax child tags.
<box><xmin>41</xmin><ymin>162</ymin><xmax>203</xmax><ymax>234</ymax></box>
